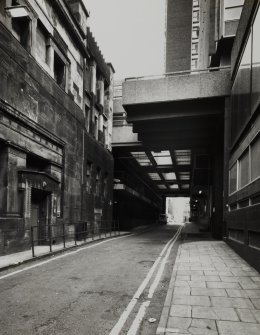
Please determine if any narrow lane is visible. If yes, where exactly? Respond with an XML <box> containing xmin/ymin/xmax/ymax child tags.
<box><xmin>0</xmin><ymin>225</ymin><xmax>181</xmax><ymax>335</ymax></box>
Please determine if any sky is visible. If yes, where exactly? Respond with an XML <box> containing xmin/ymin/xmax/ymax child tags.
<box><xmin>86</xmin><ymin>0</ymin><xmax>166</xmax><ymax>80</ymax></box>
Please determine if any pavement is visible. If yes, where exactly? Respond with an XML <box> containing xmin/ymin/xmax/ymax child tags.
<box><xmin>0</xmin><ymin>230</ymin><xmax>129</xmax><ymax>271</ymax></box>
<box><xmin>156</xmin><ymin>225</ymin><xmax>260</xmax><ymax>335</ymax></box>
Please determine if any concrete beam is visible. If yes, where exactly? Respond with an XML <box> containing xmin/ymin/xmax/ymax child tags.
<box><xmin>112</xmin><ymin>125</ymin><xmax>140</xmax><ymax>146</ymax></box>
<box><xmin>123</xmin><ymin>69</ymin><xmax>231</xmax><ymax>106</ymax></box>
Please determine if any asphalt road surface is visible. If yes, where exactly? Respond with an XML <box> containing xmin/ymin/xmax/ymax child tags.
<box><xmin>0</xmin><ymin>224</ymin><xmax>181</xmax><ymax>335</ymax></box>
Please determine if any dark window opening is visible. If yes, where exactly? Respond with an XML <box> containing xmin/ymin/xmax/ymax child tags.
<box><xmin>26</xmin><ymin>153</ymin><xmax>48</xmax><ymax>172</ymax></box>
<box><xmin>95</xmin><ymin>168</ymin><xmax>101</xmax><ymax>196</ymax></box>
<box><xmin>18</xmin><ymin>189</ymin><xmax>24</xmax><ymax>216</ymax></box>
<box><xmin>54</xmin><ymin>52</ymin><xmax>66</xmax><ymax>89</ymax></box>
<box><xmin>12</xmin><ymin>0</ymin><xmax>20</xmax><ymax>5</ymax></box>
<box><xmin>94</xmin><ymin>115</ymin><xmax>98</xmax><ymax>140</ymax></box>
<box><xmin>85</xmin><ymin>105</ymin><xmax>90</xmax><ymax>131</ymax></box>
<box><xmin>85</xmin><ymin>66</ymin><xmax>91</xmax><ymax>93</ymax></box>
<box><xmin>86</xmin><ymin>161</ymin><xmax>92</xmax><ymax>193</ymax></box>
<box><xmin>251</xmin><ymin>194</ymin><xmax>260</xmax><ymax>205</ymax></box>
<box><xmin>12</xmin><ymin>16</ymin><xmax>30</xmax><ymax>50</ymax></box>
<box><xmin>103</xmin><ymin>173</ymin><xmax>108</xmax><ymax>197</ymax></box>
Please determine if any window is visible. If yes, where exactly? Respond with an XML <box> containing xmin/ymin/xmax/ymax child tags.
<box><xmin>251</xmin><ymin>135</ymin><xmax>260</xmax><ymax>181</ymax></box>
<box><xmin>229</xmin><ymin>163</ymin><xmax>237</xmax><ymax>194</ymax></box>
<box><xmin>94</xmin><ymin>115</ymin><xmax>99</xmax><ymax>140</ymax></box>
<box><xmin>238</xmin><ymin>149</ymin><xmax>249</xmax><ymax>189</ymax></box>
<box><xmin>191</xmin><ymin>59</ymin><xmax>198</xmax><ymax>69</ymax></box>
<box><xmin>85</xmin><ymin>105</ymin><xmax>90</xmax><ymax>132</ymax></box>
<box><xmin>85</xmin><ymin>65</ymin><xmax>91</xmax><ymax>93</ymax></box>
<box><xmin>96</xmin><ymin>79</ymin><xmax>104</xmax><ymax>106</ymax></box>
<box><xmin>223</xmin><ymin>0</ymin><xmax>244</xmax><ymax>36</ymax></box>
<box><xmin>12</xmin><ymin>17</ymin><xmax>30</xmax><ymax>50</ymax></box>
<box><xmin>193</xmin><ymin>10</ymin><xmax>199</xmax><ymax>22</ymax></box>
<box><xmin>192</xmin><ymin>43</ymin><xmax>199</xmax><ymax>55</ymax></box>
<box><xmin>90</xmin><ymin>63</ymin><xmax>96</xmax><ymax>94</ymax></box>
<box><xmin>103</xmin><ymin>173</ymin><xmax>108</xmax><ymax>197</ymax></box>
<box><xmin>252</xmin><ymin>7</ymin><xmax>260</xmax><ymax>114</ymax></box>
<box><xmin>86</xmin><ymin>161</ymin><xmax>92</xmax><ymax>193</ymax></box>
<box><xmin>54</xmin><ymin>51</ymin><xmax>66</xmax><ymax>89</ymax></box>
<box><xmin>192</xmin><ymin>28</ymin><xmax>199</xmax><ymax>39</ymax></box>
<box><xmin>103</xmin><ymin>125</ymin><xmax>107</xmax><ymax>146</ymax></box>
<box><xmin>229</xmin><ymin>134</ymin><xmax>260</xmax><ymax>194</ymax></box>
<box><xmin>224</xmin><ymin>6</ymin><xmax>243</xmax><ymax>21</ymax></box>
<box><xmin>95</xmin><ymin>168</ymin><xmax>101</xmax><ymax>195</ymax></box>
<box><xmin>231</xmin><ymin>32</ymin><xmax>252</xmax><ymax>143</ymax></box>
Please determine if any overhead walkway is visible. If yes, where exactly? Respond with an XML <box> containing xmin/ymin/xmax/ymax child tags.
<box><xmin>113</xmin><ymin>67</ymin><xmax>231</xmax><ymax>237</ymax></box>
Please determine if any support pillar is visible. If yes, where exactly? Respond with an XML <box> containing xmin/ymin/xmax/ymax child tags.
<box><xmin>0</xmin><ymin>145</ymin><xmax>26</xmax><ymax>216</ymax></box>
<box><xmin>211</xmin><ymin>119</ymin><xmax>224</xmax><ymax>239</ymax></box>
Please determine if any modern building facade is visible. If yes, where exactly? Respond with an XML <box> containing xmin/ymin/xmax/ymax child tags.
<box><xmin>225</xmin><ymin>0</ymin><xmax>260</xmax><ymax>271</ymax></box>
<box><xmin>113</xmin><ymin>0</ymin><xmax>260</xmax><ymax>271</ymax></box>
<box><xmin>0</xmin><ymin>0</ymin><xmax>114</xmax><ymax>254</ymax></box>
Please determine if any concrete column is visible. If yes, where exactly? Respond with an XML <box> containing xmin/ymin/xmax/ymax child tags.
<box><xmin>0</xmin><ymin>146</ymin><xmax>26</xmax><ymax>215</ymax></box>
<box><xmin>223</xmin><ymin>97</ymin><xmax>231</xmax><ymax>238</ymax></box>
<box><xmin>211</xmin><ymin>119</ymin><xmax>224</xmax><ymax>239</ymax></box>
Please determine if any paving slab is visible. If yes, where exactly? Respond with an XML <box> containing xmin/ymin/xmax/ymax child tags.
<box><xmin>206</xmin><ymin>281</ymin><xmax>241</xmax><ymax>289</ymax></box>
<box><xmin>172</xmin><ymin>295</ymin><xmax>211</xmax><ymax>307</ymax></box>
<box><xmin>191</xmin><ymin>288</ymin><xmax>227</xmax><ymax>297</ymax></box>
<box><xmin>236</xmin><ymin>308</ymin><xmax>258</xmax><ymax>322</ymax></box>
<box><xmin>217</xmin><ymin>320</ymin><xmax>260</xmax><ymax>335</ymax></box>
<box><xmin>170</xmin><ymin>305</ymin><xmax>192</xmax><ymax>318</ymax></box>
<box><xmin>211</xmin><ymin>297</ymin><xmax>255</xmax><ymax>309</ymax></box>
<box><xmin>192</xmin><ymin>306</ymin><xmax>239</xmax><ymax>321</ymax></box>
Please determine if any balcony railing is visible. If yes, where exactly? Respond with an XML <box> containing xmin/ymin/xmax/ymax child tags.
<box><xmin>124</xmin><ymin>66</ymin><xmax>231</xmax><ymax>82</ymax></box>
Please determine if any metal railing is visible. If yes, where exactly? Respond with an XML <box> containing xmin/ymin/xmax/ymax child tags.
<box><xmin>124</xmin><ymin>66</ymin><xmax>231</xmax><ymax>82</ymax></box>
<box><xmin>30</xmin><ymin>220</ymin><xmax>120</xmax><ymax>257</ymax></box>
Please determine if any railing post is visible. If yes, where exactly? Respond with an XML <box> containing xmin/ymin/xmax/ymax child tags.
<box><xmin>74</xmin><ymin>223</ymin><xmax>77</xmax><ymax>245</ymax></box>
<box><xmin>31</xmin><ymin>226</ymin><xmax>35</xmax><ymax>257</ymax></box>
<box><xmin>84</xmin><ymin>222</ymin><xmax>86</xmax><ymax>242</ymax></box>
<box><xmin>62</xmin><ymin>223</ymin><xmax>66</xmax><ymax>248</ymax></box>
<box><xmin>49</xmin><ymin>224</ymin><xmax>52</xmax><ymax>253</ymax></box>
<box><xmin>3</xmin><ymin>232</ymin><xmax>5</xmax><ymax>250</ymax></box>
<box><xmin>92</xmin><ymin>222</ymin><xmax>94</xmax><ymax>240</ymax></box>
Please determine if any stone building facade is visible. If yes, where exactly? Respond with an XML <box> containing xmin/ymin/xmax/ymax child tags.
<box><xmin>0</xmin><ymin>0</ymin><xmax>114</xmax><ymax>254</ymax></box>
